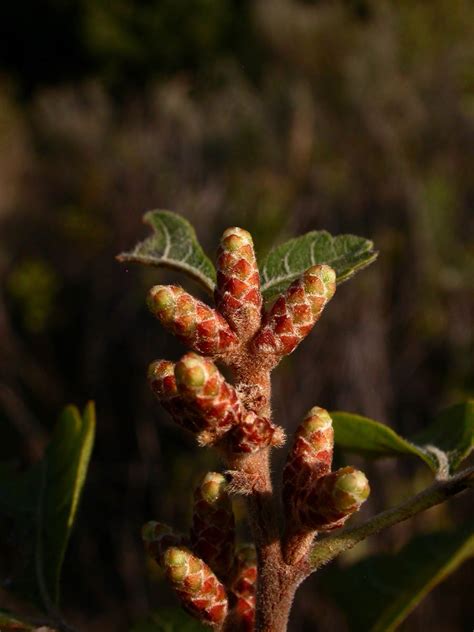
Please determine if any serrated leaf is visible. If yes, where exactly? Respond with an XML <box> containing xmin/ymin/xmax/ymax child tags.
<box><xmin>0</xmin><ymin>403</ymin><xmax>96</xmax><ymax>610</ymax></box>
<box><xmin>321</xmin><ymin>527</ymin><xmax>474</xmax><ymax>632</ymax></box>
<box><xmin>117</xmin><ymin>211</ymin><xmax>216</xmax><ymax>294</ymax></box>
<box><xmin>331</xmin><ymin>411</ymin><xmax>437</xmax><ymax>471</ymax></box>
<box><xmin>413</xmin><ymin>401</ymin><xmax>474</xmax><ymax>472</ymax></box>
<box><xmin>130</xmin><ymin>609</ymin><xmax>206</xmax><ymax>632</ymax></box>
<box><xmin>260</xmin><ymin>230</ymin><xmax>377</xmax><ymax>301</ymax></box>
<box><xmin>332</xmin><ymin>402</ymin><xmax>474</xmax><ymax>475</ymax></box>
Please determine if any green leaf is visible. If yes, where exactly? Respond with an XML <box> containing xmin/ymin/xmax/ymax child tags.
<box><xmin>331</xmin><ymin>401</ymin><xmax>474</xmax><ymax>475</ymax></box>
<box><xmin>321</xmin><ymin>527</ymin><xmax>474</xmax><ymax>632</ymax></box>
<box><xmin>331</xmin><ymin>411</ymin><xmax>437</xmax><ymax>471</ymax></box>
<box><xmin>130</xmin><ymin>609</ymin><xmax>206</xmax><ymax>632</ymax></box>
<box><xmin>259</xmin><ymin>230</ymin><xmax>377</xmax><ymax>301</ymax></box>
<box><xmin>0</xmin><ymin>610</ymin><xmax>35</xmax><ymax>631</ymax></box>
<box><xmin>0</xmin><ymin>402</ymin><xmax>96</xmax><ymax>609</ymax></box>
<box><xmin>117</xmin><ymin>210</ymin><xmax>216</xmax><ymax>294</ymax></box>
<box><xmin>413</xmin><ymin>401</ymin><xmax>474</xmax><ymax>472</ymax></box>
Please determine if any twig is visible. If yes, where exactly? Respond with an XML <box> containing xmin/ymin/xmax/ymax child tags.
<box><xmin>308</xmin><ymin>465</ymin><xmax>474</xmax><ymax>572</ymax></box>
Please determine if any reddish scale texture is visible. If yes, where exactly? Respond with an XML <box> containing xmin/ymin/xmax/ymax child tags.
<box><xmin>215</xmin><ymin>227</ymin><xmax>262</xmax><ymax>338</ymax></box>
<box><xmin>297</xmin><ymin>466</ymin><xmax>370</xmax><ymax>531</ymax></box>
<box><xmin>190</xmin><ymin>472</ymin><xmax>235</xmax><ymax>582</ymax></box>
<box><xmin>142</xmin><ymin>521</ymin><xmax>186</xmax><ymax>566</ymax></box>
<box><xmin>252</xmin><ymin>264</ymin><xmax>336</xmax><ymax>360</ymax></box>
<box><xmin>229</xmin><ymin>544</ymin><xmax>257</xmax><ymax>632</ymax></box>
<box><xmin>147</xmin><ymin>360</ymin><xmax>202</xmax><ymax>435</ymax></box>
<box><xmin>228</xmin><ymin>412</ymin><xmax>283</xmax><ymax>454</ymax></box>
<box><xmin>175</xmin><ymin>353</ymin><xmax>245</xmax><ymax>445</ymax></box>
<box><xmin>164</xmin><ymin>547</ymin><xmax>228</xmax><ymax>626</ymax></box>
<box><xmin>283</xmin><ymin>406</ymin><xmax>334</xmax><ymax>513</ymax></box>
<box><xmin>147</xmin><ymin>285</ymin><xmax>238</xmax><ymax>357</ymax></box>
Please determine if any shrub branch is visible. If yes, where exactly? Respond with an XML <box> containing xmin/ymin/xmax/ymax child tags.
<box><xmin>308</xmin><ymin>465</ymin><xmax>474</xmax><ymax>573</ymax></box>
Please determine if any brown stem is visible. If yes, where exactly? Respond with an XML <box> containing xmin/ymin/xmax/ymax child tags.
<box><xmin>230</xmin><ymin>352</ymin><xmax>474</xmax><ymax>630</ymax></box>
<box><xmin>231</xmin><ymin>361</ymin><xmax>272</xmax><ymax>418</ymax></box>
<box><xmin>230</xmin><ymin>362</ymin><xmax>301</xmax><ymax>632</ymax></box>
<box><xmin>243</xmin><ymin>449</ymin><xmax>299</xmax><ymax>632</ymax></box>
<box><xmin>283</xmin><ymin>529</ymin><xmax>315</xmax><ymax>566</ymax></box>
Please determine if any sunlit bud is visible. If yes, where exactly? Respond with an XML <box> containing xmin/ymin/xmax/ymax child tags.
<box><xmin>297</xmin><ymin>466</ymin><xmax>370</xmax><ymax>531</ymax></box>
<box><xmin>175</xmin><ymin>353</ymin><xmax>244</xmax><ymax>445</ymax></box>
<box><xmin>163</xmin><ymin>547</ymin><xmax>228</xmax><ymax>625</ymax></box>
<box><xmin>283</xmin><ymin>406</ymin><xmax>334</xmax><ymax>509</ymax></box>
<box><xmin>215</xmin><ymin>227</ymin><xmax>262</xmax><ymax>340</ymax></box>
<box><xmin>148</xmin><ymin>285</ymin><xmax>238</xmax><ymax>357</ymax></box>
<box><xmin>252</xmin><ymin>265</ymin><xmax>336</xmax><ymax>361</ymax></box>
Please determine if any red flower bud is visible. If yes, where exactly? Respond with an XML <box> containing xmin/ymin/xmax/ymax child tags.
<box><xmin>147</xmin><ymin>360</ymin><xmax>201</xmax><ymax>435</ymax></box>
<box><xmin>229</xmin><ymin>544</ymin><xmax>257</xmax><ymax>632</ymax></box>
<box><xmin>297</xmin><ymin>466</ymin><xmax>370</xmax><ymax>531</ymax></box>
<box><xmin>228</xmin><ymin>412</ymin><xmax>285</xmax><ymax>454</ymax></box>
<box><xmin>164</xmin><ymin>547</ymin><xmax>228</xmax><ymax>626</ymax></box>
<box><xmin>190</xmin><ymin>472</ymin><xmax>235</xmax><ymax>581</ymax></box>
<box><xmin>215</xmin><ymin>227</ymin><xmax>262</xmax><ymax>339</ymax></box>
<box><xmin>175</xmin><ymin>353</ymin><xmax>244</xmax><ymax>445</ymax></box>
<box><xmin>252</xmin><ymin>265</ymin><xmax>336</xmax><ymax>361</ymax></box>
<box><xmin>283</xmin><ymin>406</ymin><xmax>334</xmax><ymax>510</ymax></box>
<box><xmin>148</xmin><ymin>285</ymin><xmax>238</xmax><ymax>357</ymax></box>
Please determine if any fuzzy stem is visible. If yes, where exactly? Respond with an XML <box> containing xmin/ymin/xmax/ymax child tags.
<box><xmin>283</xmin><ymin>530</ymin><xmax>316</xmax><ymax>566</ymax></box>
<box><xmin>230</xmin><ymin>363</ymin><xmax>301</xmax><ymax>632</ymax></box>
<box><xmin>308</xmin><ymin>465</ymin><xmax>474</xmax><ymax>573</ymax></box>
<box><xmin>228</xmin><ymin>355</ymin><xmax>474</xmax><ymax>630</ymax></box>
<box><xmin>242</xmin><ymin>443</ymin><xmax>293</xmax><ymax>631</ymax></box>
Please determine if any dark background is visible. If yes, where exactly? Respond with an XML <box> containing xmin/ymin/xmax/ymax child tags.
<box><xmin>0</xmin><ymin>1</ymin><xmax>473</xmax><ymax>630</ymax></box>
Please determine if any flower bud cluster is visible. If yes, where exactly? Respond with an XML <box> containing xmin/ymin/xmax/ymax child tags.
<box><xmin>283</xmin><ymin>407</ymin><xmax>369</xmax><ymax>537</ymax></box>
<box><xmin>148</xmin><ymin>352</ymin><xmax>282</xmax><ymax>452</ymax></box>
<box><xmin>142</xmin><ymin>473</ymin><xmax>255</xmax><ymax>627</ymax></box>
<box><xmin>142</xmin><ymin>225</ymin><xmax>369</xmax><ymax>627</ymax></box>
<box><xmin>146</xmin><ymin>227</ymin><xmax>335</xmax><ymax>458</ymax></box>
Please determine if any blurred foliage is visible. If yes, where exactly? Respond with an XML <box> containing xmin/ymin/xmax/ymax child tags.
<box><xmin>0</xmin><ymin>404</ymin><xmax>95</xmax><ymax>610</ymax></box>
<box><xmin>0</xmin><ymin>0</ymin><xmax>473</xmax><ymax>630</ymax></box>
<box><xmin>0</xmin><ymin>0</ymin><xmax>262</xmax><ymax>94</ymax></box>
<box><xmin>7</xmin><ymin>259</ymin><xmax>59</xmax><ymax>333</ymax></box>
<box><xmin>332</xmin><ymin>402</ymin><xmax>474</xmax><ymax>474</ymax></box>
<box><xmin>321</xmin><ymin>527</ymin><xmax>474</xmax><ymax>632</ymax></box>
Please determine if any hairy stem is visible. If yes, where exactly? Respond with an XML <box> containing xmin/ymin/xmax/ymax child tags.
<box><xmin>232</xmin><ymin>364</ymin><xmax>301</xmax><ymax>632</ymax></box>
<box><xmin>244</xmin><ymin>451</ymin><xmax>289</xmax><ymax>632</ymax></box>
<box><xmin>230</xmin><ymin>352</ymin><xmax>473</xmax><ymax>631</ymax></box>
<box><xmin>283</xmin><ymin>530</ymin><xmax>315</xmax><ymax>566</ymax></box>
<box><xmin>309</xmin><ymin>465</ymin><xmax>474</xmax><ymax>573</ymax></box>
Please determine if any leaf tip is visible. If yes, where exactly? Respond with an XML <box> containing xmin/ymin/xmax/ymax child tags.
<box><xmin>83</xmin><ymin>400</ymin><xmax>96</xmax><ymax>424</ymax></box>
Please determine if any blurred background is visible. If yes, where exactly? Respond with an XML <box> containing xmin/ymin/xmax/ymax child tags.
<box><xmin>0</xmin><ymin>0</ymin><xmax>473</xmax><ymax>630</ymax></box>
